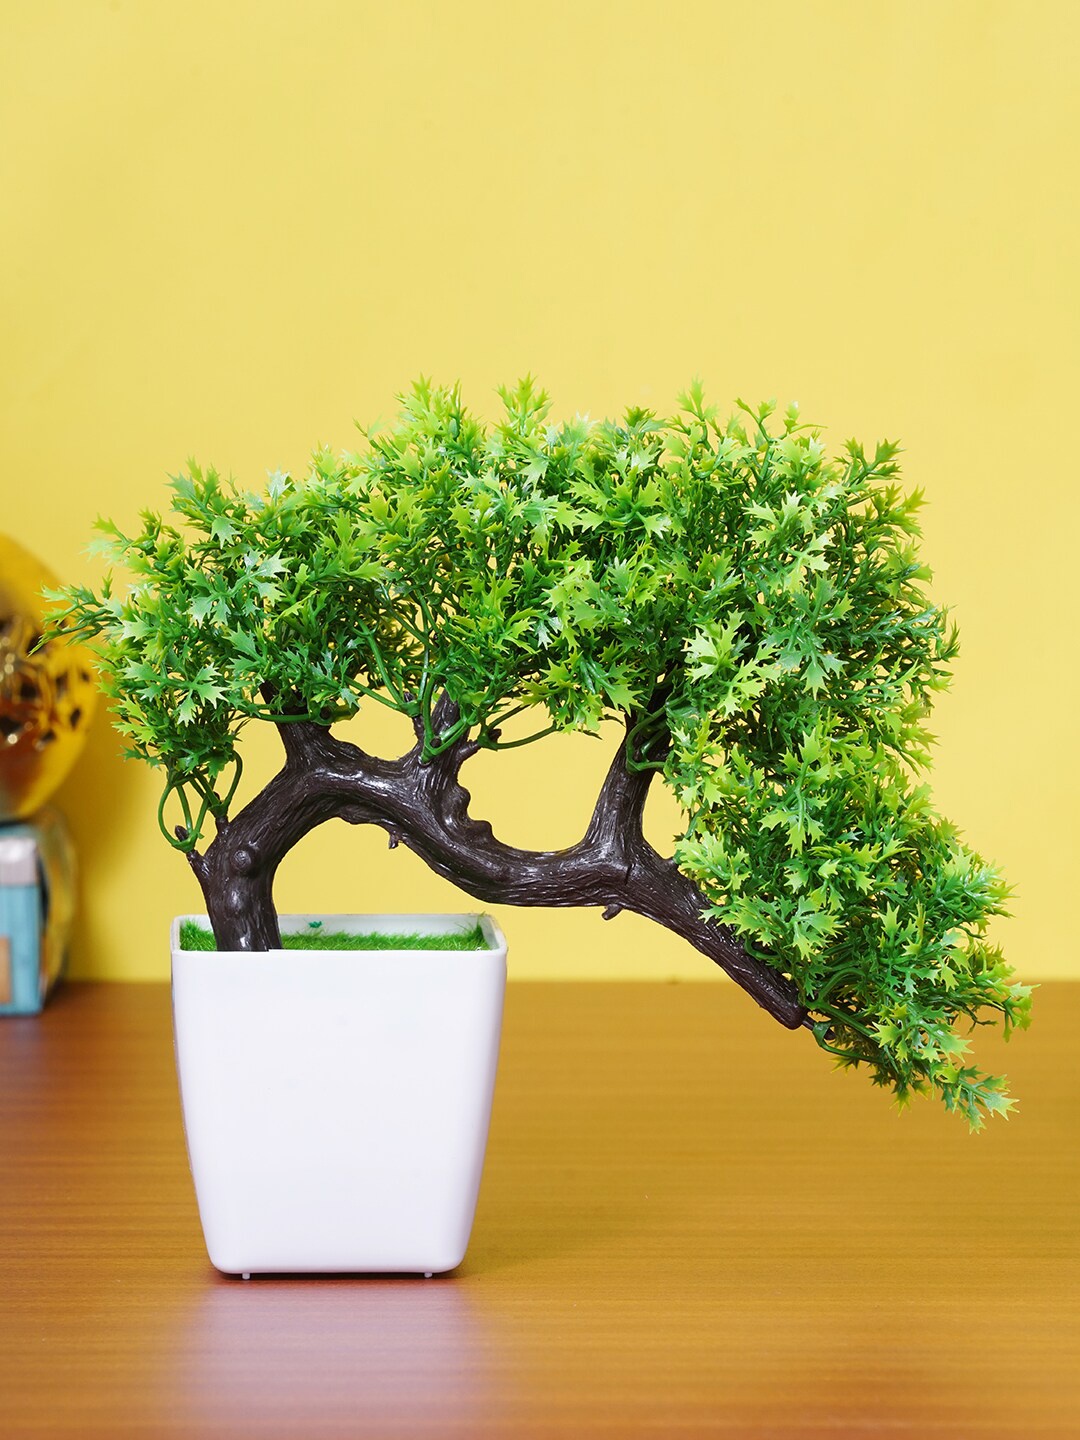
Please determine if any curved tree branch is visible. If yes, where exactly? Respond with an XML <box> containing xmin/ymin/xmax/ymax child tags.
<box><xmin>188</xmin><ymin>703</ymin><xmax>807</xmax><ymax>1030</ymax></box>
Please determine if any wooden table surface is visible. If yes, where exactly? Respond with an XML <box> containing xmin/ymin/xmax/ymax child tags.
<box><xmin>0</xmin><ymin>980</ymin><xmax>1076</xmax><ymax>1439</ymax></box>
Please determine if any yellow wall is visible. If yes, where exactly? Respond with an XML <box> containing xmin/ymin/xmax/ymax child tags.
<box><xmin>2</xmin><ymin>1</ymin><xmax>1076</xmax><ymax>980</ymax></box>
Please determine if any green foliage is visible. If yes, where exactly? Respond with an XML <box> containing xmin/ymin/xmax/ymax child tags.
<box><xmin>178</xmin><ymin>920</ymin><xmax>489</xmax><ymax>951</ymax></box>
<box><xmin>52</xmin><ymin>378</ymin><xmax>1028</xmax><ymax>1125</ymax></box>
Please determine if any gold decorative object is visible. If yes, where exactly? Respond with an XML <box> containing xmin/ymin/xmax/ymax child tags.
<box><xmin>0</xmin><ymin>534</ymin><xmax>97</xmax><ymax>821</ymax></box>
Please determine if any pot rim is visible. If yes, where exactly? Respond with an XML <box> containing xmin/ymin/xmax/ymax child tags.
<box><xmin>170</xmin><ymin>910</ymin><xmax>507</xmax><ymax>958</ymax></box>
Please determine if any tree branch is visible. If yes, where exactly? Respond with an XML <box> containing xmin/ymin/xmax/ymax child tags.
<box><xmin>190</xmin><ymin>705</ymin><xmax>806</xmax><ymax>1029</ymax></box>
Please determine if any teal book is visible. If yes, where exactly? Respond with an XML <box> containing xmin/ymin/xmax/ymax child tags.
<box><xmin>0</xmin><ymin>809</ymin><xmax>75</xmax><ymax>1016</ymax></box>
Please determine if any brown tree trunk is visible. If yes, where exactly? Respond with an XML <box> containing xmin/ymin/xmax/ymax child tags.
<box><xmin>183</xmin><ymin>704</ymin><xmax>807</xmax><ymax>1030</ymax></box>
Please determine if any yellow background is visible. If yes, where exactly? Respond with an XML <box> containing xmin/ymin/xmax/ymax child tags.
<box><xmin>2</xmin><ymin>1</ymin><xmax>1076</xmax><ymax>981</ymax></box>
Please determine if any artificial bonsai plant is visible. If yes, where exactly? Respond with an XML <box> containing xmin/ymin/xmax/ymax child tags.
<box><xmin>52</xmin><ymin>379</ymin><xmax>1029</xmax><ymax>1127</ymax></box>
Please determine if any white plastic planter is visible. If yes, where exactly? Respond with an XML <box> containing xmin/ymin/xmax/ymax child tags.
<box><xmin>171</xmin><ymin>912</ymin><xmax>507</xmax><ymax>1278</ymax></box>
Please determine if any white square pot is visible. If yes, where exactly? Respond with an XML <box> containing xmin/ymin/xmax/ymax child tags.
<box><xmin>171</xmin><ymin>912</ymin><xmax>507</xmax><ymax>1277</ymax></box>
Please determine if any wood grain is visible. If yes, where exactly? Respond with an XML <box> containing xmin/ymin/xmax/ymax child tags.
<box><xmin>0</xmin><ymin>981</ymin><xmax>1076</xmax><ymax>1439</ymax></box>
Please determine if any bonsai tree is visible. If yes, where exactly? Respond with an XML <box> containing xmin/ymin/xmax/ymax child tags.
<box><xmin>52</xmin><ymin>379</ymin><xmax>1029</xmax><ymax>1125</ymax></box>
